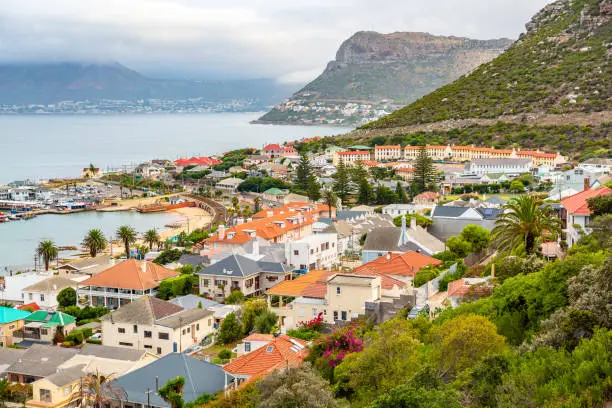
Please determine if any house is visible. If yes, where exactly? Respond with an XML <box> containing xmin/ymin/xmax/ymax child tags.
<box><xmin>560</xmin><ymin>187</ymin><xmax>612</xmax><ymax>247</ymax></box>
<box><xmin>5</xmin><ymin>344</ymin><xmax>79</xmax><ymax>383</ymax></box>
<box><xmin>175</xmin><ymin>254</ymin><xmax>209</xmax><ymax>270</ymax></box>
<box><xmin>324</xmin><ymin>145</ymin><xmax>344</xmax><ymax>160</ymax></box>
<box><xmin>77</xmin><ymin>260</ymin><xmax>179</xmax><ymax>309</ymax></box>
<box><xmin>282</xmin><ymin>193</ymin><xmax>309</xmax><ymax>205</ymax></box>
<box><xmin>281</xmin><ymin>146</ymin><xmax>299</xmax><ymax>158</ymax></box>
<box><xmin>55</xmin><ymin>255</ymin><xmax>113</xmax><ymax>276</ymax></box>
<box><xmin>397</xmin><ymin>168</ymin><xmax>415</xmax><ymax>181</ymax></box>
<box><xmin>21</xmin><ymin>276</ymin><xmax>77</xmax><ymax>309</ymax></box>
<box><xmin>332</xmin><ymin>151</ymin><xmax>371</xmax><ymax>167</ymax></box>
<box><xmin>19</xmin><ymin>310</ymin><xmax>76</xmax><ymax>344</ymax></box>
<box><xmin>262</xmin><ymin>143</ymin><xmax>284</xmax><ymax>158</ymax></box>
<box><xmin>309</xmin><ymin>154</ymin><xmax>328</xmax><ymax>168</ymax></box>
<box><xmin>244</xmin><ymin>154</ymin><xmax>271</xmax><ymax>167</ymax></box>
<box><xmin>234</xmin><ymin>333</ymin><xmax>275</xmax><ymax>357</ymax></box>
<box><xmin>361</xmin><ymin>217</ymin><xmax>445</xmax><ymax>262</ymax></box>
<box><xmin>285</xmin><ymin>233</ymin><xmax>338</xmax><ymax>271</ymax></box>
<box><xmin>262</xmin><ymin>187</ymin><xmax>289</xmax><ymax>202</ymax></box>
<box><xmin>466</xmin><ymin>158</ymin><xmax>533</xmax><ymax>175</ymax></box>
<box><xmin>216</xmin><ymin>177</ymin><xmax>244</xmax><ymax>193</ymax></box>
<box><xmin>223</xmin><ymin>335</ymin><xmax>307</xmax><ymax>386</ymax></box>
<box><xmin>0</xmin><ymin>272</ymin><xmax>54</xmax><ymax>304</ymax></box>
<box><xmin>430</xmin><ymin>205</ymin><xmax>502</xmax><ymax>240</ymax></box>
<box><xmin>173</xmin><ymin>156</ymin><xmax>221</xmax><ymax>168</ymax></box>
<box><xmin>382</xmin><ymin>204</ymin><xmax>416</xmax><ymax>217</ymax></box>
<box><xmin>447</xmin><ymin>277</ymin><xmax>493</xmax><ymax>307</ymax></box>
<box><xmin>350</xmin><ymin>205</ymin><xmax>375</xmax><ymax>214</ymax></box>
<box><xmin>0</xmin><ymin>348</ymin><xmax>26</xmax><ymax>377</ymax></box>
<box><xmin>374</xmin><ymin>145</ymin><xmax>402</xmax><ymax>162</ymax></box>
<box><xmin>0</xmin><ymin>307</ymin><xmax>31</xmax><ymax>348</ymax></box>
<box><xmin>197</xmin><ymin>253</ymin><xmax>289</xmax><ymax>299</ymax></box>
<box><xmin>107</xmin><ymin>353</ymin><xmax>232</xmax><ymax>408</ymax></box>
<box><xmin>100</xmin><ymin>296</ymin><xmax>215</xmax><ymax>356</ymax></box>
<box><xmin>413</xmin><ymin>191</ymin><xmax>440</xmax><ymax>205</ymax></box>
<box><xmin>169</xmin><ymin>294</ymin><xmax>219</xmax><ymax>310</ymax></box>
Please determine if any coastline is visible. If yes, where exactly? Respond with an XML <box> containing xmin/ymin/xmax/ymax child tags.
<box><xmin>249</xmin><ymin>119</ymin><xmax>348</xmax><ymax>127</ymax></box>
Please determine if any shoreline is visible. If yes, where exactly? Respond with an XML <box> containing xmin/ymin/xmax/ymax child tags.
<box><xmin>250</xmin><ymin>119</ymin><xmax>349</xmax><ymax>128</ymax></box>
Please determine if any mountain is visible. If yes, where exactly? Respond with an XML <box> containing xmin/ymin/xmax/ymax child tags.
<box><xmin>256</xmin><ymin>32</ymin><xmax>512</xmax><ymax>126</ymax></box>
<box><xmin>361</xmin><ymin>0</ymin><xmax>612</xmax><ymax>130</ymax></box>
<box><xmin>0</xmin><ymin>62</ymin><xmax>294</xmax><ymax>107</ymax></box>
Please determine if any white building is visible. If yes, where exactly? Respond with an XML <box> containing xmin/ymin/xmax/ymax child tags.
<box><xmin>467</xmin><ymin>158</ymin><xmax>533</xmax><ymax>175</ymax></box>
<box><xmin>374</xmin><ymin>145</ymin><xmax>402</xmax><ymax>162</ymax></box>
<box><xmin>234</xmin><ymin>333</ymin><xmax>274</xmax><ymax>356</ymax></box>
<box><xmin>0</xmin><ymin>272</ymin><xmax>52</xmax><ymax>304</ymax></box>
<box><xmin>332</xmin><ymin>151</ymin><xmax>371</xmax><ymax>167</ymax></box>
<box><xmin>216</xmin><ymin>177</ymin><xmax>244</xmax><ymax>193</ymax></box>
<box><xmin>285</xmin><ymin>233</ymin><xmax>338</xmax><ymax>270</ymax></box>
<box><xmin>382</xmin><ymin>204</ymin><xmax>416</xmax><ymax>217</ymax></box>
<box><xmin>21</xmin><ymin>276</ymin><xmax>78</xmax><ymax>309</ymax></box>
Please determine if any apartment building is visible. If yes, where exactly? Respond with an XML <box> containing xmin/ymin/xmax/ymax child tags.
<box><xmin>332</xmin><ymin>151</ymin><xmax>371</xmax><ymax>166</ymax></box>
<box><xmin>374</xmin><ymin>145</ymin><xmax>402</xmax><ymax>161</ymax></box>
<box><xmin>285</xmin><ymin>233</ymin><xmax>338</xmax><ymax>271</ymax></box>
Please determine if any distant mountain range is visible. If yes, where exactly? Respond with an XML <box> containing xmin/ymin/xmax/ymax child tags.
<box><xmin>256</xmin><ymin>31</ymin><xmax>512</xmax><ymax>126</ymax></box>
<box><xmin>0</xmin><ymin>62</ymin><xmax>295</xmax><ymax>107</ymax></box>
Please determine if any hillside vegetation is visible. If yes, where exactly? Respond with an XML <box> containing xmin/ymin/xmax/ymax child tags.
<box><xmin>362</xmin><ymin>0</ymin><xmax>611</xmax><ymax>129</ymax></box>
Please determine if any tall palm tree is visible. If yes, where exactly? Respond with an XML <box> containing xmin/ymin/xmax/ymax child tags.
<box><xmin>78</xmin><ymin>371</ymin><xmax>121</xmax><ymax>408</ymax></box>
<box><xmin>143</xmin><ymin>229</ymin><xmax>160</xmax><ymax>250</ymax></box>
<box><xmin>37</xmin><ymin>240</ymin><xmax>58</xmax><ymax>271</ymax></box>
<box><xmin>116</xmin><ymin>225</ymin><xmax>137</xmax><ymax>259</ymax></box>
<box><xmin>254</xmin><ymin>196</ymin><xmax>262</xmax><ymax>213</ymax></box>
<box><xmin>492</xmin><ymin>195</ymin><xmax>561</xmax><ymax>255</ymax></box>
<box><xmin>82</xmin><ymin>229</ymin><xmax>107</xmax><ymax>257</ymax></box>
<box><xmin>323</xmin><ymin>190</ymin><xmax>337</xmax><ymax>220</ymax></box>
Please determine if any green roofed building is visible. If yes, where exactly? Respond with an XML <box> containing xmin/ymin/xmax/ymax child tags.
<box><xmin>0</xmin><ymin>307</ymin><xmax>32</xmax><ymax>347</ymax></box>
<box><xmin>349</xmin><ymin>145</ymin><xmax>372</xmax><ymax>151</ymax></box>
<box><xmin>263</xmin><ymin>188</ymin><xmax>289</xmax><ymax>201</ymax></box>
<box><xmin>22</xmin><ymin>311</ymin><xmax>76</xmax><ymax>344</ymax></box>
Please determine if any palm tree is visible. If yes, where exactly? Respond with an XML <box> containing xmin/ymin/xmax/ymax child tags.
<box><xmin>82</xmin><ymin>229</ymin><xmax>107</xmax><ymax>257</ymax></box>
<box><xmin>116</xmin><ymin>225</ymin><xmax>137</xmax><ymax>258</ymax></box>
<box><xmin>78</xmin><ymin>371</ymin><xmax>121</xmax><ymax>408</ymax></box>
<box><xmin>254</xmin><ymin>196</ymin><xmax>262</xmax><ymax>213</ymax></box>
<box><xmin>143</xmin><ymin>229</ymin><xmax>160</xmax><ymax>250</ymax></box>
<box><xmin>323</xmin><ymin>190</ymin><xmax>337</xmax><ymax>220</ymax></box>
<box><xmin>492</xmin><ymin>195</ymin><xmax>561</xmax><ymax>255</ymax></box>
<box><xmin>37</xmin><ymin>240</ymin><xmax>58</xmax><ymax>271</ymax></box>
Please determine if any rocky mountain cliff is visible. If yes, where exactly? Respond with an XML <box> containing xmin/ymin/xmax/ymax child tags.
<box><xmin>256</xmin><ymin>32</ymin><xmax>512</xmax><ymax>126</ymax></box>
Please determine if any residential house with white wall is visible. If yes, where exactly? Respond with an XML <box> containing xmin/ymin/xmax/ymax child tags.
<box><xmin>285</xmin><ymin>233</ymin><xmax>338</xmax><ymax>271</ymax></box>
<box><xmin>561</xmin><ymin>186</ymin><xmax>611</xmax><ymax>247</ymax></box>
<box><xmin>21</xmin><ymin>276</ymin><xmax>77</xmax><ymax>310</ymax></box>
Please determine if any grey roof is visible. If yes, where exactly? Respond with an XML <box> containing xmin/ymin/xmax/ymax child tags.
<box><xmin>431</xmin><ymin>206</ymin><xmax>470</xmax><ymax>218</ymax></box>
<box><xmin>6</xmin><ymin>344</ymin><xmax>79</xmax><ymax>378</ymax></box>
<box><xmin>197</xmin><ymin>254</ymin><xmax>286</xmax><ymax>278</ymax></box>
<box><xmin>335</xmin><ymin>211</ymin><xmax>368</xmax><ymax>221</ymax></box>
<box><xmin>45</xmin><ymin>364</ymin><xmax>86</xmax><ymax>387</ymax></box>
<box><xmin>155</xmin><ymin>308</ymin><xmax>214</xmax><ymax>329</ymax></box>
<box><xmin>471</xmin><ymin>158</ymin><xmax>532</xmax><ymax>166</ymax></box>
<box><xmin>474</xmin><ymin>208</ymin><xmax>502</xmax><ymax>220</ymax></box>
<box><xmin>362</xmin><ymin>228</ymin><xmax>402</xmax><ymax>252</ymax></box>
<box><xmin>108</xmin><ymin>353</ymin><xmax>232</xmax><ymax>407</ymax></box>
<box><xmin>169</xmin><ymin>294</ymin><xmax>219</xmax><ymax>310</ymax></box>
<box><xmin>57</xmin><ymin>255</ymin><xmax>112</xmax><ymax>275</ymax></box>
<box><xmin>177</xmin><ymin>254</ymin><xmax>209</xmax><ymax>268</ymax></box>
<box><xmin>79</xmin><ymin>344</ymin><xmax>147</xmax><ymax>362</ymax></box>
<box><xmin>22</xmin><ymin>276</ymin><xmax>76</xmax><ymax>293</ymax></box>
<box><xmin>0</xmin><ymin>348</ymin><xmax>26</xmax><ymax>375</ymax></box>
<box><xmin>484</xmin><ymin>196</ymin><xmax>507</xmax><ymax>205</ymax></box>
<box><xmin>100</xmin><ymin>296</ymin><xmax>184</xmax><ymax>325</ymax></box>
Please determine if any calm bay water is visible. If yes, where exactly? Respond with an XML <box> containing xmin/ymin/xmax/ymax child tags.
<box><xmin>0</xmin><ymin>113</ymin><xmax>349</xmax><ymax>183</ymax></box>
<box><xmin>0</xmin><ymin>113</ymin><xmax>351</xmax><ymax>271</ymax></box>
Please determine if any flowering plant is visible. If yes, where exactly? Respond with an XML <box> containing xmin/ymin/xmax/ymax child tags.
<box><xmin>297</xmin><ymin>312</ymin><xmax>325</xmax><ymax>331</ymax></box>
<box><xmin>319</xmin><ymin>326</ymin><xmax>364</xmax><ymax>368</ymax></box>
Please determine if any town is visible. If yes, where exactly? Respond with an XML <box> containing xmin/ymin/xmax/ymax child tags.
<box><xmin>1</xmin><ymin>134</ymin><xmax>610</xmax><ymax>407</ymax></box>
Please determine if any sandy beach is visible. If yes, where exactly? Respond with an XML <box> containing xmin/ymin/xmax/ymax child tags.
<box><xmin>160</xmin><ymin>206</ymin><xmax>212</xmax><ymax>240</ymax></box>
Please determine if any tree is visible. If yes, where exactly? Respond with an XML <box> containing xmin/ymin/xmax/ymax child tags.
<box><xmin>375</xmin><ymin>184</ymin><xmax>398</xmax><ymax>205</ymax></box>
<box><xmin>225</xmin><ymin>290</ymin><xmax>245</xmax><ymax>304</ymax></box>
<box><xmin>254</xmin><ymin>310</ymin><xmax>278</xmax><ymax>334</ymax></box>
<box><xmin>82</xmin><ymin>229</ymin><xmax>107</xmax><ymax>257</ymax></box>
<box><xmin>508</xmin><ymin>180</ymin><xmax>525</xmax><ymax>193</ymax></box>
<box><xmin>116</xmin><ymin>225</ymin><xmax>137</xmax><ymax>258</ymax></box>
<box><xmin>350</xmin><ymin>161</ymin><xmax>369</xmax><ymax>185</ymax></box>
<box><xmin>395</xmin><ymin>181</ymin><xmax>408</xmax><ymax>203</ymax></box>
<box><xmin>332</xmin><ymin>158</ymin><xmax>351</xmax><ymax>203</ymax></box>
<box><xmin>217</xmin><ymin>312</ymin><xmax>242</xmax><ymax>344</ymax></box>
<box><xmin>492</xmin><ymin>195</ymin><xmax>561</xmax><ymax>254</ymax></box>
<box><xmin>306</xmin><ymin>175</ymin><xmax>322</xmax><ymax>202</ymax></box>
<box><xmin>258</xmin><ymin>364</ymin><xmax>337</xmax><ymax>408</ymax></box>
<box><xmin>143</xmin><ymin>229</ymin><xmax>160</xmax><ymax>250</ymax></box>
<box><xmin>430</xmin><ymin>314</ymin><xmax>505</xmax><ymax>378</ymax></box>
<box><xmin>586</xmin><ymin>194</ymin><xmax>612</xmax><ymax>217</ymax></box>
<box><xmin>322</xmin><ymin>190</ymin><xmax>337</xmax><ymax>219</ymax></box>
<box><xmin>254</xmin><ymin>196</ymin><xmax>262</xmax><ymax>213</ymax></box>
<box><xmin>411</xmin><ymin>146</ymin><xmax>436</xmax><ymax>194</ymax></box>
<box><xmin>57</xmin><ymin>287</ymin><xmax>77</xmax><ymax>308</ymax></box>
<box><xmin>367</xmin><ymin>386</ymin><xmax>461</xmax><ymax>408</ymax></box>
<box><xmin>241</xmin><ymin>299</ymin><xmax>268</xmax><ymax>335</ymax></box>
<box><xmin>158</xmin><ymin>377</ymin><xmax>185</xmax><ymax>408</ymax></box>
<box><xmin>295</xmin><ymin>153</ymin><xmax>312</xmax><ymax>191</ymax></box>
<box><xmin>357</xmin><ymin>178</ymin><xmax>374</xmax><ymax>204</ymax></box>
<box><xmin>446</xmin><ymin>236</ymin><xmax>472</xmax><ymax>258</ymax></box>
<box><xmin>37</xmin><ymin>240</ymin><xmax>58</xmax><ymax>270</ymax></box>
<box><xmin>78</xmin><ymin>371</ymin><xmax>117</xmax><ymax>408</ymax></box>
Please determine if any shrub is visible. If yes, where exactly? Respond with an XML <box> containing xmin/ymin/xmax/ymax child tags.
<box><xmin>218</xmin><ymin>349</ymin><xmax>232</xmax><ymax>360</ymax></box>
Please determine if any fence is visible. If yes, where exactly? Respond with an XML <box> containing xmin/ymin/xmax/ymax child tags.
<box><xmin>415</xmin><ymin>263</ymin><xmax>457</xmax><ymax>306</ymax></box>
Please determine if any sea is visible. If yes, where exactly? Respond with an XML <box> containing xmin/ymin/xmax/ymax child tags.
<box><xmin>0</xmin><ymin>112</ymin><xmax>351</xmax><ymax>271</ymax></box>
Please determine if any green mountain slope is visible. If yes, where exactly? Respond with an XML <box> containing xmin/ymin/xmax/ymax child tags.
<box><xmin>362</xmin><ymin>0</ymin><xmax>611</xmax><ymax>130</ymax></box>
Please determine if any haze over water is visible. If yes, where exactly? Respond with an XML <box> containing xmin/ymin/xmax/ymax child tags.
<box><xmin>0</xmin><ymin>113</ymin><xmax>350</xmax><ymax>183</ymax></box>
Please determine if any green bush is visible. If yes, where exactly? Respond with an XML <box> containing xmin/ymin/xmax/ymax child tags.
<box><xmin>218</xmin><ymin>349</ymin><xmax>232</xmax><ymax>359</ymax></box>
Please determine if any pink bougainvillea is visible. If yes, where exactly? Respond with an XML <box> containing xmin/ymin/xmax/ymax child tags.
<box><xmin>297</xmin><ymin>312</ymin><xmax>325</xmax><ymax>332</ymax></box>
<box><xmin>318</xmin><ymin>326</ymin><xmax>364</xmax><ymax>367</ymax></box>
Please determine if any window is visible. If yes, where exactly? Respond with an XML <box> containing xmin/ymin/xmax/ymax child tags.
<box><xmin>245</xmin><ymin>342</ymin><xmax>251</xmax><ymax>352</ymax></box>
<box><xmin>40</xmin><ymin>389</ymin><xmax>52</xmax><ymax>403</ymax></box>
<box><xmin>8</xmin><ymin>324</ymin><xmax>15</xmax><ymax>330</ymax></box>
<box><xmin>293</xmin><ymin>250</ymin><xmax>299</xmax><ymax>256</ymax></box>
<box><xmin>159</xmin><ymin>332</ymin><xmax>169</xmax><ymax>340</ymax></box>
<box><xmin>333</xmin><ymin>311</ymin><xmax>338</xmax><ymax>320</ymax></box>
<box><xmin>119</xmin><ymin>342</ymin><xmax>134</xmax><ymax>347</ymax></box>
<box><xmin>29</xmin><ymin>293</ymin><xmax>33</xmax><ymax>300</ymax></box>
<box><xmin>312</xmin><ymin>308</ymin><xmax>317</xmax><ymax>316</ymax></box>
<box><xmin>203</xmin><ymin>279</ymin><xmax>209</xmax><ymax>286</ymax></box>
<box><xmin>133</xmin><ymin>325</ymin><xmax>138</xmax><ymax>334</ymax></box>
<box><xmin>341</xmin><ymin>311</ymin><xmax>347</xmax><ymax>321</ymax></box>
<box><xmin>144</xmin><ymin>345</ymin><xmax>153</xmax><ymax>349</ymax></box>
<box><xmin>187</xmin><ymin>327</ymin><xmax>190</xmax><ymax>333</ymax></box>
<box><xmin>182</xmin><ymin>329</ymin><xmax>186</xmax><ymax>335</ymax></box>
<box><xmin>336</xmin><ymin>287</ymin><xmax>341</xmax><ymax>295</ymax></box>
<box><xmin>144</xmin><ymin>330</ymin><xmax>152</xmax><ymax>338</ymax></box>
<box><xmin>323</xmin><ymin>309</ymin><xmax>327</xmax><ymax>315</ymax></box>
<box><xmin>118</xmin><ymin>327</ymin><xmax>126</xmax><ymax>334</ymax></box>
<box><xmin>157</xmin><ymin>347</ymin><xmax>162</xmax><ymax>354</ymax></box>
<box><xmin>266</xmin><ymin>346</ymin><xmax>274</xmax><ymax>353</ymax></box>
<box><xmin>41</xmin><ymin>328</ymin><xmax>48</xmax><ymax>336</ymax></box>
<box><xmin>196</xmin><ymin>324</ymin><xmax>200</xmax><ymax>331</ymax></box>
<box><xmin>40</xmin><ymin>294</ymin><xmax>45</xmax><ymax>302</ymax></box>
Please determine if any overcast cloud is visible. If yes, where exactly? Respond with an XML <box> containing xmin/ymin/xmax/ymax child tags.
<box><xmin>0</xmin><ymin>0</ymin><xmax>551</xmax><ymax>82</ymax></box>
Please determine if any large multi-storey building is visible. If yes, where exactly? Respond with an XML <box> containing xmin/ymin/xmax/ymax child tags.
<box><xmin>403</xmin><ymin>145</ymin><xmax>566</xmax><ymax>166</ymax></box>
<box><xmin>332</xmin><ymin>151</ymin><xmax>371</xmax><ymax>166</ymax></box>
<box><xmin>374</xmin><ymin>145</ymin><xmax>402</xmax><ymax>161</ymax></box>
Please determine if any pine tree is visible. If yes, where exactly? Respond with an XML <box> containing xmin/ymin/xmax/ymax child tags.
<box><xmin>411</xmin><ymin>145</ymin><xmax>436</xmax><ymax>194</ymax></box>
<box><xmin>395</xmin><ymin>181</ymin><xmax>408</xmax><ymax>203</ymax></box>
<box><xmin>358</xmin><ymin>178</ymin><xmax>374</xmax><ymax>204</ymax></box>
<box><xmin>332</xmin><ymin>158</ymin><xmax>351</xmax><ymax>204</ymax></box>
<box><xmin>351</xmin><ymin>161</ymin><xmax>369</xmax><ymax>185</ymax></box>
<box><xmin>295</xmin><ymin>153</ymin><xmax>312</xmax><ymax>191</ymax></box>
<box><xmin>306</xmin><ymin>175</ymin><xmax>322</xmax><ymax>202</ymax></box>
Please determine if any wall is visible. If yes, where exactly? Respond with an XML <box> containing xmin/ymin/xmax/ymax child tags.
<box><xmin>0</xmin><ymin>319</ymin><xmax>24</xmax><ymax>347</ymax></box>
<box><xmin>28</xmin><ymin>377</ymin><xmax>79</xmax><ymax>408</ymax></box>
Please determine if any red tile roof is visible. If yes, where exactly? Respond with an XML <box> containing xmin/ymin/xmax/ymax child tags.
<box><xmin>561</xmin><ymin>187</ymin><xmax>611</xmax><ymax>215</ymax></box>
<box><xmin>243</xmin><ymin>334</ymin><xmax>275</xmax><ymax>342</ymax></box>
<box><xmin>174</xmin><ymin>156</ymin><xmax>221</xmax><ymax>167</ymax></box>
<box><xmin>354</xmin><ymin>251</ymin><xmax>442</xmax><ymax>278</ymax></box>
<box><xmin>224</xmin><ymin>335</ymin><xmax>308</xmax><ymax>380</ymax></box>
<box><xmin>79</xmin><ymin>259</ymin><xmax>179</xmax><ymax>291</ymax></box>
<box><xmin>263</xmin><ymin>144</ymin><xmax>282</xmax><ymax>151</ymax></box>
<box><xmin>448</xmin><ymin>279</ymin><xmax>491</xmax><ymax>297</ymax></box>
<box><xmin>17</xmin><ymin>303</ymin><xmax>41</xmax><ymax>312</ymax></box>
<box><xmin>414</xmin><ymin>191</ymin><xmax>440</xmax><ymax>200</ymax></box>
<box><xmin>374</xmin><ymin>145</ymin><xmax>401</xmax><ymax>150</ymax></box>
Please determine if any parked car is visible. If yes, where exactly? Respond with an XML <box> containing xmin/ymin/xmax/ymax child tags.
<box><xmin>90</xmin><ymin>333</ymin><xmax>102</xmax><ymax>341</ymax></box>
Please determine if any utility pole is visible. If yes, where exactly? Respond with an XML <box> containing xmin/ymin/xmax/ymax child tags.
<box><xmin>179</xmin><ymin>316</ymin><xmax>183</xmax><ymax>352</ymax></box>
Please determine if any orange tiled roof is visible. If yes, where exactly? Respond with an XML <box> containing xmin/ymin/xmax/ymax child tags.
<box><xmin>79</xmin><ymin>259</ymin><xmax>179</xmax><ymax>290</ymax></box>
<box><xmin>414</xmin><ymin>191</ymin><xmax>439</xmax><ymax>200</ymax></box>
<box><xmin>374</xmin><ymin>145</ymin><xmax>401</xmax><ymax>150</ymax></box>
<box><xmin>397</xmin><ymin>168</ymin><xmax>415</xmax><ymax>173</ymax></box>
<box><xmin>361</xmin><ymin>160</ymin><xmax>380</xmax><ymax>167</ymax></box>
<box><xmin>251</xmin><ymin>202</ymin><xmax>328</xmax><ymax>219</ymax></box>
<box><xmin>354</xmin><ymin>251</ymin><xmax>442</xmax><ymax>278</ymax></box>
<box><xmin>243</xmin><ymin>333</ymin><xmax>275</xmax><ymax>342</ymax></box>
<box><xmin>561</xmin><ymin>187</ymin><xmax>611</xmax><ymax>215</ymax></box>
<box><xmin>265</xmin><ymin>270</ymin><xmax>337</xmax><ymax>298</ymax></box>
<box><xmin>448</xmin><ymin>279</ymin><xmax>490</xmax><ymax>297</ymax></box>
<box><xmin>516</xmin><ymin>150</ymin><xmax>557</xmax><ymax>159</ymax></box>
<box><xmin>224</xmin><ymin>335</ymin><xmax>308</xmax><ymax>380</ymax></box>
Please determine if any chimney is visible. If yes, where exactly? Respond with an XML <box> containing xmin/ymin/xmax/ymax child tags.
<box><xmin>141</xmin><ymin>260</ymin><xmax>147</xmax><ymax>273</ymax></box>
<box><xmin>218</xmin><ymin>225</ymin><xmax>225</xmax><ymax>240</ymax></box>
<box><xmin>252</xmin><ymin>239</ymin><xmax>260</xmax><ymax>258</ymax></box>
<box><xmin>584</xmin><ymin>177</ymin><xmax>590</xmax><ymax>191</ymax></box>
<box><xmin>410</xmin><ymin>216</ymin><xmax>417</xmax><ymax>230</ymax></box>
<box><xmin>386</xmin><ymin>252</ymin><xmax>391</xmax><ymax>262</ymax></box>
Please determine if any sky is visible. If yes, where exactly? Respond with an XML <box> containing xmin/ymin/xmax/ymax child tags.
<box><xmin>0</xmin><ymin>0</ymin><xmax>551</xmax><ymax>83</ymax></box>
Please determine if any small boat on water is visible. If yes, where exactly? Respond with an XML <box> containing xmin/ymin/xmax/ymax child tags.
<box><xmin>0</xmin><ymin>212</ymin><xmax>9</xmax><ymax>223</ymax></box>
